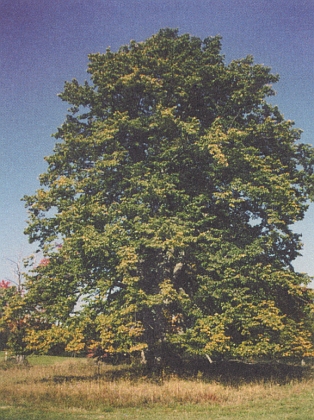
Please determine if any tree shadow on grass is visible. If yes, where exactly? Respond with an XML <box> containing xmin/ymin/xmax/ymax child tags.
<box><xmin>37</xmin><ymin>359</ymin><xmax>313</xmax><ymax>386</ymax></box>
<box><xmin>180</xmin><ymin>359</ymin><xmax>313</xmax><ymax>385</ymax></box>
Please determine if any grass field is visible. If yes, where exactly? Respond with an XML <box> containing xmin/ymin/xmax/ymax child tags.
<box><xmin>0</xmin><ymin>353</ymin><xmax>313</xmax><ymax>419</ymax></box>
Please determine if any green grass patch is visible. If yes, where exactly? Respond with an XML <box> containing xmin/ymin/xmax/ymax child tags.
<box><xmin>1</xmin><ymin>397</ymin><xmax>314</xmax><ymax>420</ymax></box>
<box><xmin>26</xmin><ymin>354</ymin><xmax>79</xmax><ymax>366</ymax></box>
<box><xmin>0</xmin><ymin>351</ymin><xmax>78</xmax><ymax>366</ymax></box>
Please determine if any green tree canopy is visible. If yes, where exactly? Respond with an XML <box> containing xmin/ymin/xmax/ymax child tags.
<box><xmin>23</xmin><ymin>29</ymin><xmax>314</xmax><ymax>366</ymax></box>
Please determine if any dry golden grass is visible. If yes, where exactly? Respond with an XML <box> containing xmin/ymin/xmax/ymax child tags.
<box><xmin>0</xmin><ymin>358</ymin><xmax>313</xmax><ymax>412</ymax></box>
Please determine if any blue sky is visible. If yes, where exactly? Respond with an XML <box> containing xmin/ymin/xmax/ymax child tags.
<box><xmin>0</xmin><ymin>0</ymin><xmax>313</xmax><ymax>282</ymax></box>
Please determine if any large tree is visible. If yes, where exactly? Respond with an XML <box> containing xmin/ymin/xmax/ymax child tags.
<box><xmin>23</xmin><ymin>29</ymin><xmax>314</xmax><ymax>366</ymax></box>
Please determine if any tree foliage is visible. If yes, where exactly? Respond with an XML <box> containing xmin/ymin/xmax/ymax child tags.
<box><xmin>0</xmin><ymin>280</ymin><xmax>29</xmax><ymax>356</ymax></box>
<box><xmin>23</xmin><ymin>29</ymin><xmax>314</xmax><ymax>365</ymax></box>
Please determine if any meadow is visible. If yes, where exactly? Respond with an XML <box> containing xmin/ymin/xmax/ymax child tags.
<box><xmin>0</xmin><ymin>352</ymin><xmax>313</xmax><ymax>419</ymax></box>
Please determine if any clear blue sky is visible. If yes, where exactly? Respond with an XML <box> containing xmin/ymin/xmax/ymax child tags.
<box><xmin>1</xmin><ymin>0</ymin><xmax>313</xmax><ymax>282</ymax></box>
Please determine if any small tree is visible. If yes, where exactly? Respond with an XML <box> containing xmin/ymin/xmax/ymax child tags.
<box><xmin>23</xmin><ymin>29</ymin><xmax>314</xmax><ymax>367</ymax></box>
<box><xmin>0</xmin><ymin>280</ymin><xmax>29</xmax><ymax>361</ymax></box>
<box><xmin>0</xmin><ymin>258</ymin><xmax>36</xmax><ymax>362</ymax></box>
<box><xmin>0</xmin><ymin>281</ymin><xmax>11</xmax><ymax>350</ymax></box>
